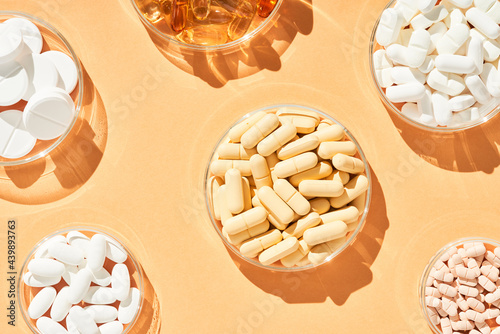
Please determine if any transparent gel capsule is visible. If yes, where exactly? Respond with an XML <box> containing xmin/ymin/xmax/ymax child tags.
<box><xmin>177</xmin><ymin>25</ymin><xmax>229</xmax><ymax>45</ymax></box>
<box><xmin>160</xmin><ymin>0</ymin><xmax>173</xmax><ymax>15</ymax></box>
<box><xmin>192</xmin><ymin>0</ymin><xmax>212</xmax><ymax>21</ymax></box>
<box><xmin>190</xmin><ymin>5</ymin><xmax>233</xmax><ymax>25</ymax></box>
<box><xmin>257</xmin><ymin>0</ymin><xmax>277</xmax><ymax>18</ymax></box>
<box><xmin>171</xmin><ymin>0</ymin><xmax>189</xmax><ymax>32</ymax></box>
<box><xmin>215</xmin><ymin>0</ymin><xmax>257</xmax><ymax>41</ymax></box>
<box><xmin>138</xmin><ymin>0</ymin><xmax>163</xmax><ymax>23</ymax></box>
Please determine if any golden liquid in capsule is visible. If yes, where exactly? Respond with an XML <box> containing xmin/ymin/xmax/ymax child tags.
<box><xmin>177</xmin><ymin>25</ymin><xmax>229</xmax><ymax>45</ymax></box>
<box><xmin>192</xmin><ymin>0</ymin><xmax>211</xmax><ymax>20</ymax></box>
<box><xmin>257</xmin><ymin>0</ymin><xmax>277</xmax><ymax>18</ymax></box>
<box><xmin>138</xmin><ymin>0</ymin><xmax>164</xmax><ymax>23</ymax></box>
<box><xmin>171</xmin><ymin>0</ymin><xmax>189</xmax><ymax>32</ymax></box>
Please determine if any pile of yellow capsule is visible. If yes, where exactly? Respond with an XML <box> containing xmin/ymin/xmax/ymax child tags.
<box><xmin>136</xmin><ymin>0</ymin><xmax>278</xmax><ymax>45</ymax></box>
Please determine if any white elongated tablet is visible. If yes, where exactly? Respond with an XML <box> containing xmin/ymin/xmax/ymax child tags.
<box><xmin>428</xmin><ymin>22</ymin><xmax>447</xmax><ymax>54</ymax></box>
<box><xmin>466</xmin><ymin>7</ymin><xmax>500</xmax><ymax>39</ymax></box>
<box><xmin>67</xmin><ymin>231</ymin><xmax>90</xmax><ymax>257</ymax></box>
<box><xmin>407</xmin><ymin>29</ymin><xmax>430</xmax><ymax>67</ymax></box>
<box><xmin>411</xmin><ymin>5</ymin><xmax>448</xmax><ymax>30</ymax></box>
<box><xmin>105</xmin><ymin>237</ymin><xmax>128</xmax><ymax>263</ymax></box>
<box><xmin>449</xmin><ymin>94</ymin><xmax>476</xmax><ymax>111</ymax></box>
<box><xmin>36</xmin><ymin>316</ymin><xmax>68</xmax><ymax>334</ymax></box>
<box><xmin>84</xmin><ymin>305</ymin><xmax>118</xmax><ymax>324</ymax></box>
<box><xmin>83</xmin><ymin>287</ymin><xmax>116</xmax><ymax>305</ymax></box>
<box><xmin>0</xmin><ymin>23</ymin><xmax>24</xmax><ymax>64</ymax></box>
<box><xmin>62</xmin><ymin>264</ymin><xmax>78</xmax><ymax>285</ymax></box>
<box><xmin>111</xmin><ymin>264</ymin><xmax>130</xmax><ymax>301</ymax></box>
<box><xmin>48</xmin><ymin>243</ymin><xmax>84</xmax><ymax>266</ymax></box>
<box><xmin>27</xmin><ymin>258</ymin><xmax>65</xmax><ymax>277</ymax></box>
<box><xmin>23</xmin><ymin>272</ymin><xmax>61</xmax><ymax>287</ymax></box>
<box><xmin>436</xmin><ymin>24</ymin><xmax>470</xmax><ymax>55</ymax></box>
<box><xmin>69</xmin><ymin>306</ymin><xmax>99</xmax><ymax>334</ymax></box>
<box><xmin>34</xmin><ymin>235</ymin><xmax>67</xmax><ymax>259</ymax></box>
<box><xmin>98</xmin><ymin>321</ymin><xmax>123</xmax><ymax>334</ymax></box>
<box><xmin>23</xmin><ymin>89</ymin><xmax>75</xmax><ymax>140</ymax></box>
<box><xmin>4</xmin><ymin>18</ymin><xmax>43</xmax><ymax>54</ymax></box>
<box><xmin>89</xmin><ymin>266</ymin><xmax>112</xmax><ymax>287</ymax></box>
<box><xmin>41</xmin><ymin>51</ymin><xmax>78</xmax><ymax>94</ymax></box>
<box><xmin>391</xmin><ymin>66</ymin><xmax>426</xmax><ymax>84</ymax></box>
<box><xmin>419</xmin><ymin>0</ymin><xmax>438</xmax><ymax>13</ymax></box>
<box><xmin>376</xmin><ymin>8</ymin><xmax>403</xmax><ymax>46</ymax></box>
<box><xmin>0</xmin><ymin>61</ymin><xmax>28</xmax><ymax>106</ymax></box>
<box><xmin>401</xmin><ymin>102</ymin><xmax>421</xmax><ymax>121</ymax></box>
<box><xmin>481</xmin><ymin>63</ymin><xmax>500</xmax><ymax>97</ymax></box>
<box><xmin>435</xmin><ymin>55</ymin><xmax>476</xmax><ymax>74</ymax></box>
<box><xmin>432</xmin><ymin>91</ymin><xmax>452</xmax><ymax>126</ymax></box>
<box><xmin>0</xmin><ymin>110</ymin><xmax>37</xmax><ymax>159</ymax></box>
<box><xmin>465</xmin><ymin>75</ymin><xmax>492</xmax><ymax>104</ymax></box>
<box><xmin>118</xmin><ymin>288</ymin><xmax>141</xmax><ymax>324</ymax></box>
<box><xmin>87</xmin><ymin>234</ymin><xmax>106</xmax><ymax>272</ymax></box>
<box><xmin>50</xmin><ymin>287</ymin><xmax>72</xmax><ymax>322</ymax></box>
<box><xmin>68</xmin><ymin>268</ymin><xmax>92</xmax><ymax>304</ymax></box>
<box><xmin>427</xmin><ymin>69</ymin><xmax>466</xmax><ymax>96</ymax></box>
<box><xmin>448</xmin><ymin>0</ymin><xmax>473</xmax><ymax>8</ymax></box>
<box><xmin>19</xmin><ymin>53</ymin><xmax>58</xmax><ymax>100</ymax></box>
<box><xmin>386</xmin><ymin>82</ymin><xmax>426</xmax><ymax>102</ymax></box>
<box><xmin>418</xmin><ymin>88</ymin><xmax>436</xmax><ymax>125</ymax></box>
<box><xmin>28</xmin><ymin>287</ymin><xmax>56</xmax><ymax>319</ymax></box>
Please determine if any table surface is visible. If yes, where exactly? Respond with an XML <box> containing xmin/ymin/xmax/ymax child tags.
<box><xmin>1</xmin><ymin>0</ymin><xmax>500</xmax><ymax>333</ymax></box>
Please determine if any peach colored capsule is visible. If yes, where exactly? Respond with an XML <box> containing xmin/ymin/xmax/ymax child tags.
<box><xmin>289</xmin><ymin>162</ymin><xmax>333</xmax><ymax>187</ymax></box>
<box><xmin>225</xmin><ymin>169</ymin><xmax>245</xmax><ymax>214</ymax></box>
<box><xmin>274</xmin><ymin>152</ymin><xmax>318</xmax><ymax>178</ymax></box>
<box><xmin>442</xmin><ymin>297</ymin><xmax>459</xmax><ymax>316</ymax></box>
<box><xmin>330</xmin><ymin>175</ymin><xmax>369</xmax><ymax>209</ymax></box>
<box><xmin>451</xmin><ymin>320</ymin><xmax>474</xmax><ymax>331</ymax></box>
<box><xmin>456</xmin><ymin>294</ymin><xmax>469</xmax><ymax>311</ymax></box>
<box><xmin>258</xmin><ymin>186</ymin><xmax>295</xmax><ymax>229</ymax></box>
<box><xmin>466</xmin><ymin>309</ymin><xmax>485</xmax><ymax>323</ymax></box>
<box><xmin>450</xmin><ymin>253</ymin><xmax>464</xmax><ymax>266</ymax></box>
<box><xmin>436</xmin><ymin>307</ymin><xmax>447</xmax><ymax>318</ymax></box>
<box><xmin>298</xmin><ymin>179</ymin><xmax>344</xmax><ymax>198</ymax></box>
<box><xmin>427</xmin><ymin>306</ymin><xmax>440</xmax><ymax>325</ymax></box>
<box><xmin>267</xmin><ymin>214</ymin><xmax>288</xmax><ymax>231</ymax></box>
<box><xmin>485</xmin><ymin>288</ymin><xmax>500</xmax><ymax>303</ymax></box>
<box><xmin>209</xmin><ymin>176</ymin><xmax>224</xmax><ymax>220</ymax></box>
<box><xmin>308</xmin><ymin>236</ymin><xmax>347</xmax><ymax>265</ymax></box>
<box><xmin>210</xmin><ymin>160</ymin><xmax>252</xmax><ymax>177</ymax></box>
<box><xmin>324</xmin><ymin>170</ymin><xmax>350</xmax><ymax>185</ymax></box>
<box><xmin>467</xmin><ymin>297</ymin><xmax>486</xmax><ymax>312</ymax></box>
<box><xmin>440</xmin><ymin>317</ymin><xmax>452</xmax><ymax>334</ymax></box>
<box><xmin>458</xmin><ymin>276</ymin><xmax>478</xmax><ymax>287</ymax></box>
<box><xmin>241</xmin><ymin>178</ymin><xmax>252</xmax><ymax>211</ymax></box>
<box><xmin>273</xmin><ymin>179</ymin><xmax>311</xmax><ymax>216</ymax></box>
<box><xmin>224</xmin><ymin>220</ymin><xmax>270</xmax><ymax>245</ymax></box>
<box><xmin>332</xmin><ymin>153</ymin><xmax>365</xmax><ymax>174</ymax></box>
<box><xmin>258</xmin><ymin>237</ymin><xmax>299</xmax><ymax>265</ymax></box>
<box><xmin>483</xmin><ymin>308</ymin><xmax>500</xmax><ymax>319</ymax></box>
<box><xmin>467</xmin><ymin>258</ymin><xmax>481</xmax><ymax>276</ymax></box>
<box><xmin>309</xmin><ymin>198</ymin><xmax>331</xmax><ymax>215</ymax></box>
<box><xmin>241</xmin><ymin>113</ymin><xmax>280</xmax><ymax>149</ymax></box>
<box><xmin>426</xmin><ymin>286</ymin><xmax>442</xmax><ymax>298</ymax></box>
<box><xmin>257</xmin><ymin>123</ymin><xmax>297</xmax><ymax>157</ymax></box>
<box><xmin>492</xmin><ymin>299</ymin><xmax>500</xmax><ymax>308</ymax></box>
<box><xmin>240</xmin><ymin>229</ymin><xmax>283</xmax><ymax>258</ymax></box>
<box><xmin>224</xmin><ymin>207</ymin><xmax>268</xmax><ymax>235</ymax></box>
<box><xmin>431</xmin><ymin>269</ymin><xmax>453</xmax><ymax>283</ymax></box>
<box><xmin>278</xmin><ymin>116</ymin><xmax>317</xmax><ymax>134</ymax></box>
<box><xmin>265</xmin><ymin>152</ymin><xmax>280</xmax><ymax>170</ymax></box>
<box><xmin>440</xmin><ymin>246</ymin><xmax>458</xmax><ymax>262</ymax></box>
<box><xmin>250</xmin><ymin>154</ymin><xmax>273</xmax><ymax>189</ymax></box>
<box><xmin>303</xmin><ymin>220</ymin><xmax>347</xmax><ymax>246</ymax></box>
<box><xmin>282</xmin><ymin>212</ymin><xmax>321</xmax><ymax>239</ymax></box>
<box><xmin>486</xmin><ymin>251</ymin><xmax>500</xmax><ymax>268</ymax></box>
<box><xmin>320</xmin><ymin>206</ymin><xmax>359</xmax><ymax>225</ymax></box>
<box><xmin>218</xmin><ymin>143</ymin><xmax>257</xmax><ymax>160</ymax></box>
<box><xmin>228</xmin><ymin>111</ymin><xmax>267</xmax><ymax>142</ymax></box>
<box><xmin>439</xmin><ymin>283</ymin><xmax>458</xmax><ymax>298</ymax></box>
<box><xmin>217</xmin><ymin>185</ymin><xmax>233</xmax><ymax>225</ymax></box>
<box><xmin>479</xmin><ymin>275</ymin><xmax>496</xmax><ymax>292</ymax></box>
<box><xmin>456</xmin><ymin>265</ymin><xmax>478</xmax><ymax>279</ymax></box>
<box><xmin>317</xmin><ymin>141</ymin><xmax>357</xmax><ymax>160</ymax></box>
<box><xmin>466</xmin><ymin>243</ymin><xmax>487</xmax><ymax>257</ymax></box>
<box><xmin>304</xmin><ymin>124</ymin><xmax>344</xmax><ymax>143</ymax></box>
<box><xmin>492</xmin><ymin>327</ymin><xmax>500</xmax><ymax>334</ymax></box>
<box><xmin>481</xmin><ymin>264</ymin><xmax>500</xmax><ymax>282</ymax></box>
<box><xmin>281</xmin><ymin>239</ymin><xmax>311</xmax><ymax>267</ymax></box>
<box><xmin>476</xmin><ymin>322</ymin><xmax>491</xmax><ymax>334</ymax></box>
<box><xmin>434</xmin><ymin>259</ymin><xmax>450</xmax><ymax>272</ymax></box>
<box><xmin>459</xmin><ymin>285</ymin><xmax>479</xmax><ymax>297</ymax></box>
<box><xmin>277</xmin><ymin>135</ymin><xmax>320</xmax><ymax>160</ymax></box>
<box><xmin>426</xmin><ymin>296</ymin><xmax>442</xmax><ymax>308</ymax></box>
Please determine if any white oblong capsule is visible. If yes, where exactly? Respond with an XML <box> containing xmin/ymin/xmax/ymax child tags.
<box><xmin>435</xmin><ymin>55</ymin><xmax>476</xmax><ymax>74</ymax></box>
<box><xmin>274</xmin><ymin>152</ymin><xmax>318</xmax><ymax>178</ymax></box>
<box><xmin>111</xmin><ymin>263</ymin><xmax>130</xmax><ymax>302</ymax></box>
<box><xmin>332</xmin><ymin>153</ymin><xmax>365</xmax><ymax>174</ymax></box>
<box><xmin>282</xmin><ymin>212</ymin><xmax>322</xmax><ymax>239</ymax></box>
<box><xmin>376</xmin><ymin>8</ymin><xmax>404</xmax><ymax>46</ymax></box>
<box><xmin>69</xmin><ymin>306</ymin><xmax>99</xmax><ymax>334</ymax></box>
<box><xmin>36</xmin><ymin>316</ymin><xmax>68</xmax><ymax>334</ymax></box>
<box><xmin>61</xmin><ymin>264</ymin><xmax>78</xmax><ymax>286</ymax></box>
<box><xmin>217</xmin><ymin>143</ymin><xmax>257</xmax><ymax>160</ymax></box>
<box><xmin>257</xmin><ymin>123</ymin><xmax>297</xmax><ymax>157</ymax></box>
<box><xmin>320</xmin><ymin>206</ymin><xmax>359</xmax><ymax>225</ymax></box>
<box><xmin>303</xmin><ymin>221</ymin><xmax>348</xmax><ymax>246</ymax></box>
<box><xmin>28</xmin><ymin>258</ymin><xmax>65</xmax><ymax>278</ymax></box>
<box><xmin>210</xmin><ymin>160</ymin><xmax>252</xmax><ymax>177</ymax></box>
<box><xmin>34</xmin><ymin>235</ymin><xmax>67</xmax><ymax>259</ymax></box>
<box><xmin>465</xmin><ymin>75</ymin><xmax>492</xmax><ymax>104</ymax></box>
<box><xmin>48</xmin><ymin>243</ymin><xmax>84</xmax><ymax>266</ymax></box>
<box><xmin>466</xmin><ymin>7</ymin><xmax>500</xmax><ymax>39</ymax></box>
<box><xmin>277</xmin><ymin>135</ymin><xmax>320</xmax><ymax>160</ymax></box>
<box><xmin>481</xmin><ymin>63</ymin><xmax>500</xmax><ymax>97</ymax></box>
<box><xmin>84</xmin><ymin>286</ymin><xmax>116</xmax><ymax>305</ymax></box>
<box><xmin>241</xmin><ymin>113</ymin><xmax>280</xmax><ymax>149</ymax></box>
<box><xmin>459</xmin><ymin>285</ymin><xmax>479</xmax><ymax>297</ymax></box>
<box><xmin>23</xmin><ymin>272</ymin><xmax>61</xmax><ymax>287</ymax></box>
<box><xmin>308</xmin><ymin>236</ymin><xmax>347</xmax><ymax>265</ymax></box>
<box><xmin>449</xmin><ymin>94</ymin><xmax>476</xmax><ymax>111</ymax></box>
<box><xmin>258</xmin><ymin>237</ymin><xmax>299</xmax><ymax>265</ymax></box>
<box><xmin>289</xmin><ymin>162</ymin><xmax>333</xmax><ymax>187</ymax></box>
<box><xmin>436</xmin><ymin>23</ymin><xmax>470</xmax><ymax>55</ymax></box>
<box><xmin>68</xmin><ymin>268</ymin><xmax>93</xmax><ymax>304</ymax></box>
<box><xmin>224</xmin><ymin>220</ymin><xmax>270</xmax><ymax>245</ymax></box>
<box><xmin>330</xmin><ymin>175</ymin><xmax>369</xmax><ymax>209</ymax></box>
<box><xmin>390</xmin><ymin>66</ymin><xmax>426</xmax><ymax>84</ymax></box>
<box><xmin>431</xmin><ymin>91</ymin><xmax>452</xmax><ymax>126</ymax></box>
<box><xmin>273</xmin><ymin>179</ymin><xmax>311</xmax><ymax>216</ymax></box>
<box><xmin>118</xmin><ymin>288</ymin><xmax>141</xmax><ymax>324</ymax></box>
<box><xmin>28</xmin><ymin>287</ymin><xmax>56</xmax><ymax>319</ymax></box>
<box><xmin>98</xmin><ymin>321</ymin><xmax>124</xmax><ymax>334</ymax></box>
<box><xmin>419</xmin><ymin>0</ymin><xmax>437</xmax><ymax>13</ymax></box>
<box><xmin>317</xmin><ymin>141</ymin><xmax>357</xmax><ymax>160</ymax></box>
<box><xmin>467</xmin><ymin>35</ymin><xmax>484</xmax><ymax>75</ymax></box>
<box><xmin>87</xmin><ymin>234</ymin><xmax>106</xmax><ymax>272</ymax></box>
<box><xmin>407</xmin><ymin>29</ymin><xmax>431</xmax><ymax>68</ymax></box>
<box><xmin>50</xmin><ymin>287</ymin><xmax>72</xmax><ymax>322</ymax></box>
<box><xmin>67</xmin><ymin>232</ymin><xmax>90</xmax><ymax>258</ymax></box>
<box><xmin>386</xmin><ymin>83</ymin><xmax>426</xmax><ymax>103</ymax></box>
<box><xmin>84</xmin><ymin>305</ymin><xmax>118</xmax><ymax>324</ymax></box>
<box><xmin>224</xmin><ymin>206</ymin><xmax>268</xmax><ymax>235</ymax></box>
<box><xmin>239</xmin><ymin>229</ymin><xmax>283</xmax><ymax>258</ymax></box>
<box><xmin>427</xmin><ymin>69</ymin><xmax>466</xmax><ymax>96</ymax></box>
<box><xmin>428</xmin><ymin>22</ymin><xmax>447</xmax><ymax>54</ymax></box>
<box><xmin>105</xmin><ymin>237</ymin><xmax>127</xmax><ymax>264</ymax></box>
<box><xmin>419</xmin><ymin>56</ymin><xmax>435</xmax><ymax>74</ymax></box>
<box><xmin>298</xmin><ymin>180</ymin><xmax>344</xmax><ymax>198</ymax></box>
<box><xmin>258</xmin><ymin>186</ymin><xmax>295</xmax><ymax>229</ymax></box>
<box><xmin>228</xmin><ymin>111</ymin><xmax>267</xmax><ymax>143</ymax></box>
<box><xmin>225</xmin><ymin>168</ymin><xmax>245</xmax><ymax>214</ymax></box>
<box><xmin>249</xmin><ymin>154</ymin><xmax>273</xmax><ymax>189</ymax></box>
<box><xmin>411</xmin><ymin>5</ymin><xmax>448</xmax><ymax>30</ymax></box>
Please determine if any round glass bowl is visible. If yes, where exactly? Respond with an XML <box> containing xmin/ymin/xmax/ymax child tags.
<box><xmin>419</xmin><ymin>237</ymin><xmax>500</xmax><ymax>334</ymax></box>
<box><xmin>0</xmin><ymin>11</ymin><xmax>83</xmax><ymax>166</ymax></box>
<box><xmin>369</xmin><ymin>0</ymin><xmax>500</xmax><ymax>132</ymax></box>
<box><xmin>18</xmin><ymin>227</ymin><xmax>144</xmax><ymax>334</ymax></box>
<box><xmin>204</xmin><ymin>104</ymin><xmax>372</xmax><ymax>271</ymax></box>
<box><xmin>130</xmin><ymin>0</ymin><xmax>282</xmax><ymax>52</ymax></box>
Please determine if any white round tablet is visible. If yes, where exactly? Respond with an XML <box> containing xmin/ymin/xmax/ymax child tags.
<box><xmin>0</xmin><ymin>61</ymin><xmax>28</xmax><ymax>106</ymax></box>
<box><xmin>41</xmin><ymin>51</ymin><xmax>78</xmax><ymax>94</ymax></box>
<box><xmin>0</xmin><ymin>110</ymin><xmax>37</xmax><ymax>159</ymax></box>
<box><xmin>23</xmin><ymin>90</ymin><xmax>75</xmax><ymax>140</ymax></box>
<box><xmin>4</xmin><ymin>18</ymin><xmax>43</xmax><ymax>54</ymax></box>
<box><xmin>0</xmin><ymin>23</ymin><xmax>24</xmax><ymax>64</ymax></box>
<box><xmin>18</xmin><ymin>53</ymin><xmax>58</xmax><ymax>101</ymax></box>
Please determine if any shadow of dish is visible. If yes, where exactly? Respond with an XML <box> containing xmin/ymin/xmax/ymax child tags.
<box><xmin>387</xmin><ymin>105</ymin><xmax>500</xmax><ymax>174</ymax></box>
<box><xmin>0</xmin><ymin>66</ymin><xmax>108</xmax><ymax>204</ymax></box>
<box><xmin>144</xmin><ymin>0</ymin><xmax>313</xmax><ymax>88</ymax></box>
<box><xmin>131</xmin><ymin>270</ymin><xmax>162</xmax><ymax>334</ymax></box>
<box><xmin>228</xmin><ymin>169</ymin><xmax>389</xmax><ymax>305</ymax></box>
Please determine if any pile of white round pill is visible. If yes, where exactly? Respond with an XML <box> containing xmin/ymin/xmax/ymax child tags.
<box><xmin>0</xmin><ymin>17</ymin><xmax>78</xmax><ymax>159</ymax></box>
<box><xmin>424</xmin><ymin>241</ymin><xmax>500</xmax><ymax>333</ymax></box>
<box><xmin>208</xmin><ymin>107</ymin><xmax>369</xmax><ymax>268</ymax></box>
<box><xmin>22</xmin><ymin>231</ymin><xmax>141</xmax><ymax>334</ymax></box>
<box><xmin>373</xmin><ymin>0</ymin><xmax>500</xmax><ymax>127</ymax></box>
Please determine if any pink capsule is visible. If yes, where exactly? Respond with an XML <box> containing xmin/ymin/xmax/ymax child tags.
<box><xmin>451</xmin><ymin>253</ymin><xmax>464</xmax><ymax>266</ymax></box>
<box><xmin>485</xmin><ymin>288</ymin><xmax>500</xmax><ymax>303</ymax></box>
<box><xmin>475</xmin><ymin>321</ymin><xmax>491</xmax><ymax>334</ymax></box>
<box><xmin>475</xmin><ymin>254</ymin><xmax>485</xmax><ymax>264</ymax></box>
<box><xmin>458</xmin><ymin>276</ymin><xmax>478</xmax><ymax>287</ymax></box>
<box><xmin>456</xmin><ymin>294</ymin><xmax>469</xmax><ymax>311</ymax></box>
<box><xmin>466</xmin><ymin>309</ymin><xmax>485</xmax><ymax>323</ymax></box>
<box><xmin>451</xmin><ymin>320</ymin><xmax>474</xmax><ymax>331</ymax></box>
<box><xmin>442</xmin><ymin>297</ymin><xmax>459</xmax><ymax>316</ymax></box>
<box><xmin>479</xmin><ymin>275</ymin><xmax>497</xmax><ymax>292</ymax></box>
<box><xmin>426</xmin><ymin>296</ymin><xmax>441</xmax><ymax>308</ymax></box>
<box><xmin>486</xmin><ymin>250</ymin><xmax>500</xmax><ymax>268</ymax></box>
<box><xmin>483</xmin><ymin>308</ymin><xmax>500</xmax><ymax>319</ymax></box>
<box><xmin>441</xmin><ymin>246</ymin><xmax>458</xmax><ymax>262</ymax></box>
<box><xmin>441</xmin><ymin>317</ymin><xmax>453</xmax><ymax>334</ymax></box>
<box><xmin>426</xmin><ymin>286</ymin><xmax>442</xmax><ymax>298</ymax></box>
<box><xmin>468</xmin><ymin>258</ymin><xmax>482</xmax><ymax>277</ymax></box>
<box><xmin>435</xmin><ymin>259</ymin><xmax>451</xmax><ymax>272</ymax></box>
<box><xmin>481</xmin><ymin>263</ymin><xmax>500</xmax><ymax>282</ymax></box>
<box><xmin>456</xmin><ymin>265</ymin><xmax>479</xmax><ymax>279</ymax></box>
<box><xmin>427</xmin><ymin>306</ymin><xmax>440</xmax><ymax>326</ymax></box>
<box><xmin>466</xmin><ymin>297</ymin><xmax>486</xmax><ymax>312</ymax></box>
<box><xmin>459</xmin><ymin>285</ymin><xmax>479</xmax><ymax>297</ymax></box>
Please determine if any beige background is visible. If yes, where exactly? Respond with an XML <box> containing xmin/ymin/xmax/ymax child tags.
<box><xmin>1</xmin><ymin>0</ymin><xmax>500</xmax><ymax>333</ymax></box>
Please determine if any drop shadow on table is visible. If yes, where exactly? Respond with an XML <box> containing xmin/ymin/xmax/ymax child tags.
<box><xmin>387</xmin><ymin>105</ymin><xmax>500</xmax><ymax>174</ymax></box>
<box><xmin>228</xmin><ymin>169</ymin><xmax>389</xmax><ymax>305</ymax></box>
<box><xmin>142</xmin><ymin>0</ymin><xmax>313</xmax><ymax>88</ymax></box>
<box><xmin>0</xmin><ymin>66</ymin><xmax>108</xmax><ymax>205</ymax></box>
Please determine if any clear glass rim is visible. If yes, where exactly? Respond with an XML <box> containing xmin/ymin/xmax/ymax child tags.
<box><xmin>203</xmin><ymin>103</ymin><xmax>373</xmax><ymax>272</ymax></box>
<box><xmin>17</xmin><ymin>226</ymin><xmax>145</xmax><ymax>334</ymax></box>
<box><xmin>129</xmin><ymin>0</ymin><xmax>283</xmax><ymax>51</ymax></box>
<box><xmin>418</xmin><ymin>236</ymin><xmax>500</xmax><ymax>334</ymax></box>
<box><xmin>0</xmin><ymin>10</ymin><xmax>84</xmax><ymax>167</ymax></box>
<box><xmin>368</xmin><ymin>0</ymin><xmax>500</xmax><ymax>133</ymax></box>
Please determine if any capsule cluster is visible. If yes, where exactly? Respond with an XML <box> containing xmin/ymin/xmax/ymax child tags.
<box><xmin>22</xmin><ymin>231</ymin><xmax>140</xmax><ymax>334</ymax></box>
<box><xmin>136</xmin><ymin>0</ymin><xmax>278</xmax><ymax>46</ymax></box>
<box><xmin>425</xmin><ymin>241</ymin><xmax>500</xmax><ymax>334</ymax></box>
<box><xmin>208</xmin><ymin>108</ymin><xmax>369</xmax><ymax>268</ymax></box>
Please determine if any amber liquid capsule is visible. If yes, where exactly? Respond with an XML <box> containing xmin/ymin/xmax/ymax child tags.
<box><xmin>138</xmin><ymin>0</ymin><xmax>164</xmax><ymax>23</ymax></box>
<box><xmin>257</xmin><ymin>0</ymin><xmax>277</xmax><ymax>18</ymax></box>
<box><xmin>171</xmin><ymin>0</ymin><xmax>189</xmax><ymax>32</ymax></box>
<box><xmin>192</xmin><ymin>0</ymin><xmax>212</xmax><ymax>20</ymax></box>
<box><xmin>216</xmin><ymin>0</ymin><xmax>257</xmax><ymax>41</ymax></box>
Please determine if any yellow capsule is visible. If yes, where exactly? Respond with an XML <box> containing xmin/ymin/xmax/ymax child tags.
<box><xmin>171</xmin><ymin>0</ymin><xmax>188</xmax><ymax>32</ymax></box>
<box><xmin>177</xmin><ymin>25</ymin><xmax>229</xmax><ymax>45</ymax></box>
<box><xmin>192</xmin><ymin>0</ymin><xmax>211</xmax><ymax>20</ymax></box>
